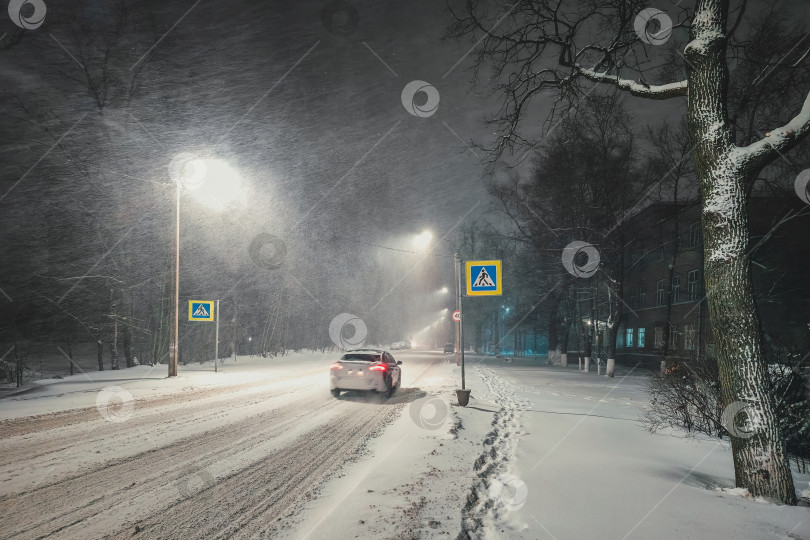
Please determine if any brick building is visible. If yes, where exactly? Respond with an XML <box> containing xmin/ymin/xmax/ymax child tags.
<box><xmin>614</xmin><ymin>198</ymin><xmax>810</xmax><ymax>367</ymax></box>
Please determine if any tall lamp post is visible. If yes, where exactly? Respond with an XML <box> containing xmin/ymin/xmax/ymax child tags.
<box><xmin>168</xmin><ymin>155</ymin><xmax>245</xmax><ymax>377</ymax></box>
<box><xmin>169</xmin><ymin>172</ymin><xmax>180</xmax><ymax>377</ymax></box>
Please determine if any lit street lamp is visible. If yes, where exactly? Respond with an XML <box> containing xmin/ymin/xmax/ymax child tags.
<box><xmin>413</xmin><ymin>230</ymin><xmax>433</xmax><ymax>251</ymax></box>
<box><xmin>168</xmin><ymin>155</ymin><xmax>245</xmax><ymax>377</ymax></box>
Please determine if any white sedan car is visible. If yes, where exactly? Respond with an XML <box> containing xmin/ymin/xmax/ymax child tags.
<box><xmin>330</xmin><ymin>349</ymin><xmax>402</xmax><ymax>398</ymax></box>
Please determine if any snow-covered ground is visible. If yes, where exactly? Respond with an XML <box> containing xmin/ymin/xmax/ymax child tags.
<box><xmin>1</xmin><ymin>351</ymin><xmax>808</xmax><ymax>539</ymax></box>
<box><xmin>457</xmin><ymin>357</ymin><xmax>810</xmax><ymax>540</ymax></box>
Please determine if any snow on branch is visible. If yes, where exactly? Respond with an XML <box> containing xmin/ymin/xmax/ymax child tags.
<box><xmin>740</xmin><ymin>91</ymin><xmax>810</xmax><ymax>170</ymax></box>
<box><xmin>577</xmin><ymin>67</ymin><xmax>688</xmax><ymax>99</ymax></box>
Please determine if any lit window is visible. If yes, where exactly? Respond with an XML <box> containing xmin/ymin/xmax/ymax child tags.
<box><xmin>638</xmin><ymin>328</ymin><xmax>646</xmax><ymax>348</ymax></box>
<box><xmin>626</xmin><ymin>328</ymin><xmax>634</xmax><ymax>348</ymax></box>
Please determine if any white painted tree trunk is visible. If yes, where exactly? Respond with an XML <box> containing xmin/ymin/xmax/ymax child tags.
<box><xmin>561</xmin><ymin>353</ymin><xmax>567</xmax><ymax>368</ymax></box>
<box><xmin>578</xmin><ymin>356</ymin><xmax>582</xmax><ymax>370</ymax></box>
<box><xmin>606</xmin><ymin>358</ymin><xmax>615</xmax><ymax>378</ymax></box>
<box><xmin>583</xmin><ymin>357</ymin><xmax>590</xmax><ymax>373</ymax></box>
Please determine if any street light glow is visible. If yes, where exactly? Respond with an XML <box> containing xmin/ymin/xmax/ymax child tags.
<box><xmin>440</xmin><ymin>286</ymin><xmax>448</xmax><ymax>294</ymax></box>
<box><xmin>186</xmin><ymin>158</ymin><xmax>246</xmax><ymax>211</ymax></box>
<box><xmin>413</xmin><ymin>230</ymin><xmax>433</xmax><ymax>250</ymax></box>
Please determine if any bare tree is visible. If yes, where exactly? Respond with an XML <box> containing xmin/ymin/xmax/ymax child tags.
<box><xmin>450</xmin><ymin>0</ymin><xmax>810</xmax><ymax>503</ymax></box>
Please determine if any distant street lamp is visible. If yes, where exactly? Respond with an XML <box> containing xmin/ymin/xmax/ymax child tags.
<box><xmin>414</xmin><ymin>232</ymin><xmax>461</xmax><ymax>366</ymax></box>
<box><xmin>168</xmin><ymin>155</ymin><xmax>245</xmax><ymax>377</ymax></box>
<box><xmin>413</xmin><ymin>230</ymin><xmax>433</xmax><ymax>251</ymax></box>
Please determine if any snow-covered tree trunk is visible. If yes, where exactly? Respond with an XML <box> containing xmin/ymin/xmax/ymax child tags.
<box><xmin>686</xmin><ymin>0</ymin><xmax>799</xmax><ymax>504</ymax></box>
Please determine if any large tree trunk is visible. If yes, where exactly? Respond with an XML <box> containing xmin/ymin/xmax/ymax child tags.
<box><xmin>686</xmin><ymin>0</ymin><xmax>796</xmax><ymax>503</ymax></box>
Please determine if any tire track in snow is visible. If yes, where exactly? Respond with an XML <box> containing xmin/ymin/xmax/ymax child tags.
<box><xmin>0</xmin><ymin>378</ymin><xmax>323</xmax><ymax>477</ymax></box>
<box><xmin>131</xmin><ymin>400</ymin><xmax>399</xmax><ymax>539</ymax></box>
<box><xmin>0</xmin><ymin>390</ymin><xmax>343</xmax><ymax>539</ymax></box>
<box><xmin>0</xmin><ymin>366</ymin><xmax>325</xmax><ymax>439</ymax></box>
<box><xmin>0</xmin><ymin>355</ymin><xmax>445</xmax><ymax>539</ymax></box>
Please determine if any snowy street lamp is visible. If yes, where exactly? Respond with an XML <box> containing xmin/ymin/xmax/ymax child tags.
<box><xmin>413</xmin><ymin>230</ymin><xmax>433</xmax><ymax>251</ymax></box>
<box><xmin>167</xmin><ymin>155</ymin><xmax>245</xmax><ymax>377</ymax></box>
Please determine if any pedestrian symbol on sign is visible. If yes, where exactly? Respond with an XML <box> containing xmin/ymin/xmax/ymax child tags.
<box><xmin>188</xmin><ymin>300</ymin><xmax>215</xmax><ymax>321</ymax></box>
<box><xmin>465</xmin><ymin>260</ymin><xmax>502</xmax><ymax>296</ymax></box>
<box><xmin>473</xmin><ymin>267</ymin><xmax>494</xmax><ymax>288</ymax></box>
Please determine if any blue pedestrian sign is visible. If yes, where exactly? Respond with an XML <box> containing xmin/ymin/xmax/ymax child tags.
<box><xmin>466</xmin><ymin>260</ymin><xmax>502</xmax><ymax>296</ymax></box>
<box><xmin>188</xmin><ymin>300</ymin><xmax>215</xmax><ymax>321</ymax></box>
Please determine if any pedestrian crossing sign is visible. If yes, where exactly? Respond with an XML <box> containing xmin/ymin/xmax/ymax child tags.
<box><xmin>466</xmin><ymin>260</ymin><xmax>502</xmax><ymax>296</ymax></box>
<box><xmin>189</xmin><ymin>300</ymin><xmax>215</xmax><ymax>321</ymax></box>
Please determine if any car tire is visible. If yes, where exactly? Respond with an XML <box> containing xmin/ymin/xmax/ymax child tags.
<box><xmin>331</xmin><ymin>389</ymin><xmax>341</xmax><ymax>398</ymax></box>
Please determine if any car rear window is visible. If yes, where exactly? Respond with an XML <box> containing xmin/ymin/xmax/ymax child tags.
<box><xmin>340</xmin><ymin>353</ymin><xmax>381</xmax><ymax>362</ymax></box>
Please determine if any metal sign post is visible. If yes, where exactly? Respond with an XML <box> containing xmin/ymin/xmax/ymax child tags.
<box><xmin>460</xmin><ymin>287</ymin><xmax>465</xmax><ymax>390</ymax></box>
<box><xmin>214</xmin><ymin>299</ymin><xmax>220</xmax><ymax>373</ymax></box>
<box><xmin>456</xmin><ymin>259</ymin><xmax>504</xmax><ymax>407</ymax></box>
<box><xmin>455</xmin><ymin>255</ymin><xmax>470</xmax><ymax>406</ymax></box>
<box><xmin>187</xmin><ymin>300</ymin><xmax>217</xmax><ymax>371</ymax></box>
<box><xmin>454</xmin><ymin>253</ymin><xmax>461</xmax><ymax>366</ymax></box>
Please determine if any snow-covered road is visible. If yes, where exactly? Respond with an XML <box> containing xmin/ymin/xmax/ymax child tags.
<box><xmin>0</xmin><ymin>350</ymin><xmax>461</xmax><ymax>539</ymax></box>
<box><xmin>3</xmin><ymin>352</ymin><xmax>809</xmax><ymax>540</ymax></box>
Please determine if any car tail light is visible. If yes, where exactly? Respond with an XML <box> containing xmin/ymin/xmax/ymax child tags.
<box><xmin>330</xmin><ymin>363</ymin><xmax>344</xmax><ymax>370</ymax></box>
<box><xmin>369</xmin><ymin>363</ymin><xmax>387</xmax><ymax>372</ymax></box>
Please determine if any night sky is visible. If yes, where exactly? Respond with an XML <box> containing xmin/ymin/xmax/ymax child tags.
<box><xmin>2</xmin><ymin>0</ymin><xmax>809</xmax><ymax>341</ymax></box>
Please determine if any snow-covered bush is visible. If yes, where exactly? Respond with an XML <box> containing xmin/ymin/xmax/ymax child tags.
<box><xmin>769</xmin><ymin>361</ymin><xmax>810</xmax><ymax>473</ymax></box>
<box><xmin>642</xmin><ymin>353</ymin><xmax>810</xmax><ymax>472</ymax></box>
<box><xmin>641</xmin><ymin>354</ymin><xmax>723</xmax><ymax>437</ymax></box>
